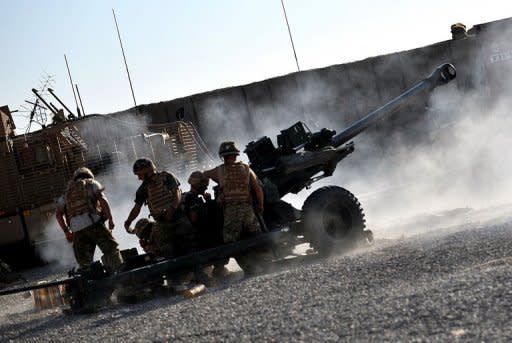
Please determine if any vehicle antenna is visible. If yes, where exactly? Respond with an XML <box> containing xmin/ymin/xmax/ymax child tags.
<box><xmin>64</xmin><ymin>54</ymin><xmax>82</xmax><ymax>117</ymax></box>
<box><xmin>112</xmin><ymin>8</ymin><xmax>138</xmax><ymax>113</ymax></box>
<box><xmin>280</xmin><ymin>0</ymin><xmax>300</xmax><ymax>72</ymax></box>
<box><xmin>75</xmin><ymin>84</ymin><xmax>86</xmax><ymax>116</ymax></box>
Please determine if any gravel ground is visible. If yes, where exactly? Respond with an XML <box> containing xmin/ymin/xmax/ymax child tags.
<box><xmin>1</xmin><ymin>218</ymin><xmax>511</xmax><ymax>342</ymax></box>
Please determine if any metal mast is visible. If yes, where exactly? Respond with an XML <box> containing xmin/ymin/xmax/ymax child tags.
<box><xmin>112</xmin><ymin>8</ymin><xmax>138</xmax><ymax>112</ymax></box>
<box><xmin>64</xmin><ymin>54</ymin><xmax>81</xmax><ymax>117</ymax></box>
<box><xmin>280</xmin><ymin>0</ymin><xmax>300</xmax><ymax>72</ymax></box>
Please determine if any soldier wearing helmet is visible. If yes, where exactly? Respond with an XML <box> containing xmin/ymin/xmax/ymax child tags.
<box><xmin>124</xmin><ymin>157</ymin><xmax>197</xmax><ymax>258</ymax></box>
<box><xmin>55</xmin><ymin>166</ymin><xmax>123</xmax><ymax>271</ymax></box>
<box><xmin>203</xmin><ymin>141</ymin><xmax>269</xmax><ymax>275</ymax></box>
<box><xmin>182</xmin><ymin>171</ymin><xmax>228</xmax><ymax>278</ymax></box>
<box><xmin>183</xmin><ymin>171</ymin><xmax>211</xmax><ymax>227</ymax></box>
<box><xmin>131</xmin><ymin>218</ymin><xmax>161</xmax><ymax>255</ymax></box>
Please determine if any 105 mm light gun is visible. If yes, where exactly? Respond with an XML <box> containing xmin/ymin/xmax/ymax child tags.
<box><xmin>245</xmin><ymin>63</ymin><xmax>456</xmax><ymax>252</ymax></box>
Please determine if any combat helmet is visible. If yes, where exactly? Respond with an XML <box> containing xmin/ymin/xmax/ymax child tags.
<box><xmin>451</xmin><ymin>22</ymin><xmax>468</xmax><ymax>40</ymax></box>
<box><xmin>133</xmin><ymin>218</ymin><xmax>152</xmax><ymax>239</ymax></box>
<box><xmin>132</xmin><ymin>157</ymin><xmax>156</xmax><ymax>174</ymax></box>
<box><xmin>73</xmin><ymin>167</ymin><xmax>94</xmax><ymax>181</ymax></box>
<box><xmin>188</xmin><ymin>171</ymin><xmax>209</xmax><ymax>187</ymax></box>
<box><xmin>218</xmin><ymin>141</ymin><xmax>240</xmax><ymax>157</ymax></box>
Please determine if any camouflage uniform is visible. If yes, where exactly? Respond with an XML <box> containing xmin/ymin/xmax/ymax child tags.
<box><xmin>204</xmin><ymin>161</ymin><xmax>262</xmax><ymax>242</ymax></box>
<box><xmin>134</xmin><ymin>171</ymin><xmax>197</xmax><ymax>258</ymax></box>
<box><xmin>56</xmin><ymin>168</ymin><xmax>123</xmax><ymax>271</ymax></box>
<box><xmin>204</xmin><ymin>142</ymin><xmax>272</xmax><ymax>275</ymax></box>
<box><xmin>72</xmin><ymin>221</ymin><xmax>122</xmax><ymax>269</ymax></box>
<box><xmin>223</xmin><ymin>201</ymin><xmax>261</xmax><ymax>242</ymax></box>
<box><xmin>132</xmin><ymin>218</ymin><xmax>161</xmax><ymax>255</ymax></box>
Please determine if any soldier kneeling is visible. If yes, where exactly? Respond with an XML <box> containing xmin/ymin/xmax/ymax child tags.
<box><xmin>183</xmin><ymin>171</ymin><xmax>229</xmax><ymax>279</ymax></box>
<box><xmin>131</xmin><ymin>218</ymin><xmax>161</xmax><ymax>256</ymax></box>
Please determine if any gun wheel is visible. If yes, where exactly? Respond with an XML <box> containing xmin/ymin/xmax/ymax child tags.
<box><xmin>302</xmin><ymin>186</ymin><xmax>366</xmax><ymax>255</ymax></box>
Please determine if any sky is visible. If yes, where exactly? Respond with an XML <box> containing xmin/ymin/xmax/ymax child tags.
<box><xmin>1</xmin><ymin>0</ymin><xmax>511</xmax><ymax>133</ymax></box>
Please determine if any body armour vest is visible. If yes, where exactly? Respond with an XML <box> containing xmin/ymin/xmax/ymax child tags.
<box><xmin>65</xmin><ymin>179</ymin><xmax>98</xmax><ymax>218</ymax></box>
<box><xmin>219</xmin><ymin>162</ymin><xmax>251</xmax><ymax>203</ymax></box>
<box><xmin>147</xmin><ymin>172</ymin><xmax>175</xmax><ymax>218</ymax></box>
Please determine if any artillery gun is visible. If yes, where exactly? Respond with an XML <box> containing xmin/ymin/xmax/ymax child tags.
<box><xmin>246</xmin><ymin>63</ymin><xmax>456</xmax><ymax>254</ymax></box>
<box><xmin>0</xmin><ymin>64</ymin><xmax>456</xmax><ymax>313</ymax></box>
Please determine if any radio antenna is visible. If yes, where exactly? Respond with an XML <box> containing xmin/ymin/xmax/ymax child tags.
<box><xmin>280</xmin><ymin>0</ymin><xmax>301</xmax><ymax>72</ymax></box>
<box><xmin>64</xmin><ymin>54</ymin><xmax>81</xmax><ymax>117</ymax></box>
<box><xmin>112</xmin><ymin>8</ymin><xmax>138</xmax><ymax>113</ymax></box>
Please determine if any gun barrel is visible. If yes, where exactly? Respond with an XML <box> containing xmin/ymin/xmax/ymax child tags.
<box><xmin>332</xmin><ymin>63</ymin><xmax>456</xmax><ymax>147</ymax></box>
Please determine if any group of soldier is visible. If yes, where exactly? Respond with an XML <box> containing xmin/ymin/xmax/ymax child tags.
<box><xmin>55</xmin><ymin>141</ymin><xmax>269</xmax><ymax>288</ymax></box>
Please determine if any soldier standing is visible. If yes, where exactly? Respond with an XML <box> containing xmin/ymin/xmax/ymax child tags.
<box><xmin>183</xmin><ymin>171</ymin><xmax>229</xmax><ymax>277</ymax></box>
<box><xmin>55</xmin><ymin>167</ymin><xmax>123</xmax><ymax>271</ymax></box>
<box><xmin>124</xmin><ymin>158</ymin><xmax>197</xmax><ymax>258</ymax></box>
<box><xmin>203</xmin><ymin>141</ymin><xmax>270</xmax><ymax>275</ymax></box>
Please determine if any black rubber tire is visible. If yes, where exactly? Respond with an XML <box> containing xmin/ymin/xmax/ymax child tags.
<box><xmin>302</xmin><ymin>186</ymin><xmax>366</xmax><ymax>255</ymax></box>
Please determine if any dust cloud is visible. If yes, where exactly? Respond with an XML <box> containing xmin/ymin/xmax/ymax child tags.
<box><xmin>286</xmin><ymin>78</ymin><xmax>512</xmax><ymax>240</ymax></box>
<box><xmin>304</xmin><ymin>79</ymin><xmax>510</xmax><ymax>241</ymax></box>
<box><xmin>353</xmin><ymin>89</ymin><xmax>512</xmax><ymax>239</ymax></box>
<box><xmin>355</xmin><ymin>29</ymin><xmax>512</xmax><ymax>238</ymax></box>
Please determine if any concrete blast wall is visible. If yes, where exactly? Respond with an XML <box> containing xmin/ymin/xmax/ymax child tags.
<box><xmin>110</xmin><ymin>17</ymin><xmax>512</xmax><ymax>154</ymax></box>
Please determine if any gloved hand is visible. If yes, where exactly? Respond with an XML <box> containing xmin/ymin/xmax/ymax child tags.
<box><xmin>65</xmin><ymin>230</ymin><xmax>73</xmax><ymax>243</ymax></box>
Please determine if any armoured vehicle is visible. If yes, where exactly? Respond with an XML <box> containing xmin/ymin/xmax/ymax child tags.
<box><xmin>0</xmin><ymin>63</ymin><xmax>456</xmax><ymax>312</ymax></box>
<box><xmin>0</xmin><ymin>98</ymin><xmax>212</xmax><ymax>269</ymax></box>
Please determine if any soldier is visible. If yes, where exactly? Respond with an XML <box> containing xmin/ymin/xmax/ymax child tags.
<box><xmin>183</xmin><ymin>171</ymin><xmax>229</xmax><ymax>277</ymax></box>
<box><xmin>182</xmin><ymin>171</ymin><xmax>213</xmax><ymax>244</ymax></box>
<box><xmin>131</xmin><ymin>218</ymin><xmax>160</xmax><ymax>255</ymax></box>
<box><xmin>203</xmin><ymin>141</ymin><xmax>271</xmax><ymax>275</ymax></box>
<box><xmin>55</xmin><ymin>167</ymin><xmax>123</xmax><ymax>272</ymax></box>
<box><xmin>124</xmin><ymin>158</ymin><xmax>197</xmax><ymax>258</ymax></box>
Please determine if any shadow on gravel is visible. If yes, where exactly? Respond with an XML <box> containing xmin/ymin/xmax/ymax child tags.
<box><xmin>87</xmin><ymin>254</ymin><xmax>335</xmax><ymax>321</ymax></box>
<box><xmin>86</xmin><ymin>271</ymin><xmax>250</xmax><ymax>326</ymax></box>
<box><xmin>86</xmin><ymin>255</ymin><xmax>332</xmax><ymax>325</ymax></box>
<box><xmin>0</xmin><ymin>309</ymin><xmax>85</xmax><ymax>341</ymax></box>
